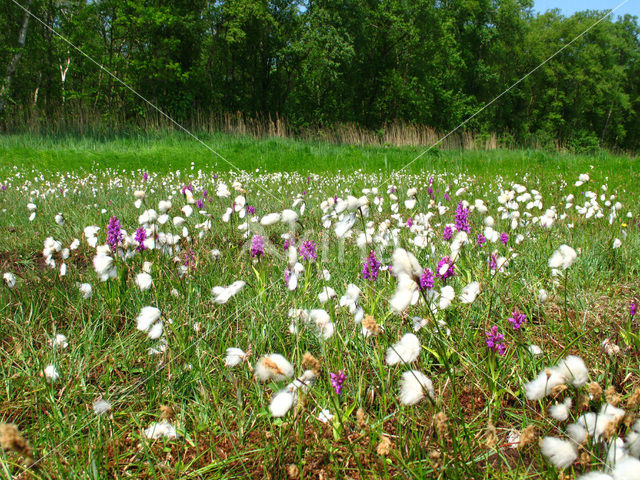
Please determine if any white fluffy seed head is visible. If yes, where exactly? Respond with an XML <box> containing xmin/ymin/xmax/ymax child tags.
<box><xmin>556</xmin><ymin>355</ymin><xmax>589</xmax><ymax>387</ymax></box>
<box><xmin>225</xmin><ymin>348</ymin><xmax>247</xmax><ymax>367</ymax></box>
<box><xmin>549</xmin><ymin>397</ymin><xmax>573</xmax><ymax>421</ymax></box>
<box><xmin>255</xmin><ymin>354</ymin><xmax>294</xmax><ymax>382</ymax></box>
<box><xmin>269</xmin><ymin>390</ymin><xmax>296</xmax><ymax>417</ymax></box>
<box><xmin>399</xmin><ymin>370</ymin><xmax>434</xmax><ymax>405</ymax></box>
<box><xmin>386</xmin><ymin>333</ymin><xmax>421</xmax><ymax>365</ymax></box>
<box><xmin>135</xmin><ymin>272</ymin><xmax>153</xmax><ymax>291</ymax></box>
<box><xmin>43</xmin><ymin>364</ymin><xmax>60</xmax><ymax>383</ymax></box>
<box><xmin>136</xmin><ymin>306</ymin><xmax>161</xmax><ymax>332</ymax></box>
<box><xmin>540</xmin><ymin>436</ymin><xmax>578</xmax><ymax>469</ymax></box>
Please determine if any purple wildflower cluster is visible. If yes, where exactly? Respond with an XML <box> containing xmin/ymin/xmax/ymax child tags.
<box><xmin>362</xmin><ymin>250</ymin><xmax>381</xmax><ymax>281</ymax></box>
<box><xmin>436</xmin><ymin>256</ymin><xmax>455</xmax><ymax>280</ymax></box>
<box><xmin>500</xmin><ymin>232</ymin><xmax>509</xmax><ymax>246</ymax></box>
<box><xmin>407</xmin><ymin>217</ymin><xmax>413</xmax><ymax>228</ymax></box>
<box><xmin>181</xmin><ymin>184</ymin><xmax>193</xmax><ymax>195</ymax></box>
<box><xmin>246</xmin><ymin>205</ymin><xmax>255</xmax><ymax>215</ymax></box>
<box><xmin>0</xmin><ymin>184</ymin><xmax>6</xmax><ymax>191</ymax></box>
<box><xmin>250</xmin><ymin>235</ymin><xmax>265</xmax><ymax>258</ymax></box>
<box><xmin>196</xmin><ymin>199</ymin><xmax>204</xmax><ymax>209</ymax></box>
<box><xmin>485</xmin><ymin>326</ymin><xmax>506</xmax><ymax>356</ymax></box>
<box><xmin>489</xmin><ymin>253</ymin><xmax>498</xmax><ymax>271</ymax></box>
<box><xmin>183</xmin><ymin>249</ymin><xmax>196</xmax><ymax>270</ymax></box>
<box><xmin>134</xmin><ymin>227</ymin><xmax>147</xmax><ymax>252</ymax></box>
<box><xmin>443</xmin><ymin>225</ymin><xmax>453</xmax><ymax>240</ymax></box>
<box><xmin>508</xmin><ymin>309</ymin><xmax>526</xmax><ymax>329</ymax></box>
<box><xmin>444</xmin><ymin>192</ymin><xmax>451</xmax><ymax>202</ymax></box>
<box><xmin>330</xmin><ymin>370</ymin><xmax>347</xmax><ymax>395</ymax></box>
<box><xmin>299</xmin><ymin>240</ymin><xmax>317</xmax><ymax>261</ymax></box>
<box><xmin>477</xmin><ymin>234</ymin><xmax>486</xmax><ymax>247</ymax></box>
<box><xmin>631</xmin><ymin>301</ymin><xmax>637</xmax><ymax>318</ymax></box>
<box><xmin>142</xmin><ymin>172</ymin><xmax>149</xmax><ymax>181</ymax></box>
<box><xmin>419</xmin><ymin>268</ymin><xmax>435</xmax><ymax>291</ymax></box>
<box><xmin>455</xmin><ymin>201</ymin><xmax>471</xmax><ymax>233</ymax></box>
<box><xmin>106</xmin><ymin>216</ymin><xmax>123</xmax><ymax>253</ymax></box>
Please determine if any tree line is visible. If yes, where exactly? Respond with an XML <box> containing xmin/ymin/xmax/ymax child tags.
<box><xmin>1</xmin><ymin>0</ymin><xmax>639</xmax><ymax>151</ymax></box>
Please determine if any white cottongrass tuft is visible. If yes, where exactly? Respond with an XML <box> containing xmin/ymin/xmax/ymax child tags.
<box><xmin>49</xmin><ymin>334</ymin><xmax>68</xmax><ymax>349</ymax></box>
<box><xmin>524</xmin><ymin>369</ymin><xmax>568</xmax><ymax>400</ymax></box>
<box><xmin>260</xmin><ymin>212</ymin><xmax>282</xmax><ymax>226</ymax></box>
<box><xmin>548</xmin><ymin>244</ymin><xmax>578</xmax><ymax>270</ymax></box>
<box><xmin>459</xmin><ymin>281</ymin><xmax>480</xmax><ymax>304</ymax></box>
<box><xmin>255</xmin><ymin>354</ymin><xmax>294</xmax><ymax>382</ymax></box>
<box><xmin>44</xmin><ymin>364</ymin><xmax>60</xmax><ymax>383</ymax></box>
<box><xmin>77</xmin><ymin>282</ymin><xmax>93</xmax><ymax>299</ymax></box>
<box><xmin>556</xmin><ymin>355</ymin><xmax>589</xmax><ymax>387</ymax></box>
<box><xmin>92</xmin><ymin>399</ymin><xmax>112</xmax><ymax>415</ymax></box>
<box><xmin>143</xmin><ymin>421</ymin><xmax>179</xmax><ymax>440</ymax></box>
<box><xmin>549</xmin><ymin>397</ymin><xmax>573</xmax><ymax>421</ymax></box>
<box><xmin>627</xmin><ymin>419</ymin><xmax>640</xmax><ymax>458</ymax></box>
<box><xmin>576</xmin><ymin>472</ymin><xmax>613</xmax><ymax>480</ymax></box>
<box><xmin>399</xmin><ymin>370</ymin><xmax>434</xmax><ymax>405</ymax></box>
<box><xmin>389</xmin><ymin>273</ymin><xmax>418</xmax><ymax>313</ymax></box>
<box><xmin>528</xmin><ymin>344</ymin><xmax>543</xmax><ymax>356</ymax></box>
<box><xmin>135</xmin><ymin>272</ymin><xmax>153</xmax><ymax>291</ymax></box>
<box><xmin>136</xmin><ymin>306</ymin><xmax>163</xmax><ymax>339</ymax></box>
<box><xmin>318</xmin><ymin>286</ymin><xmax>337</xmax><ymax>304</ymax></box>
<box><xmin>269</xmin><ymin>389</ymin><xmax>296</xmax><ymax>417</ymax></box>
<box><xmin>566</xmin><ymin>422</ymin><xmax>588</xmax><ymax>445</ymax></box>
<box><xmin>524</xmin><ymin>355</ymin><xmax>588</xmax><ymax>400</ymax></box>
<box><xmin>386</xmin><ymin>333</ymin><xmax>421</xmax><ymax>365</ymax></box>
<box><xmin>611</xmin><ymin>457</ymin><xmax>640</xmax><ymax>480</ymax></box>
<box><xmin>136</xmin><ymin>306</ymin><xmax>161</xmax><ymax>331</ymax></box>
<box><xmin>281</xmin><ymin>209</ymin><xmax>299</xmax><ymax>225</ymax></box>
<box><xmin>540</xmin><ymin>436</ymin><xmax>578</xmax><ymax>469</ymax></box>
<box><xmin>147</xmin><ymin>322</ymin><xmax>163</xmax><ymax>340</ymax></box>
<box><xmin>392</xmin><ymin>248</ymin><xmax>422</xmax><ymax>278</ymax></box>
<box><xmin>317</xmin><ymin>409</ymin><xmax>334</xmax><ymax>423</ymax></box>
<box><xmin>538</xmin><ymin>288</ymin><xmax>548</xmax><ymax>304</ymax></box>
<box><xmin>224</xmin><ymin>348</ymin><xmax>247</xmax><ymax>367</ymax></box>
<box><xmin>438</xmin><ymin>286</ymin><xmax>455</xmax><ymax>310</ymax></box>
<box><xmin>211</xmin><ymin>280</ymin><xmax>246</xmax><ymax>304</ymax></box>
<box><xmin>3</xmin><ymin>272</ymin><xmax>16</xmax><ymax>288</ymax></box>
<box><xmin>93</xmin><ymin>250</ymin><xmax>117</xmax><ymax>281</ymax></box>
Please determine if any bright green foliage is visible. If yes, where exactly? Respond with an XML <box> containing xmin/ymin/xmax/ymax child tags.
<box><xmin>0</xmin><ymin>1</ymin><xmax>639</xmax><ymax>150</ymax></box>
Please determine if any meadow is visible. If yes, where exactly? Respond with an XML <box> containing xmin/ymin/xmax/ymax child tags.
<box><xmin>0</xmin><ymin>132</ymin><xmax>639</xmax><ymax>479</ymax></box>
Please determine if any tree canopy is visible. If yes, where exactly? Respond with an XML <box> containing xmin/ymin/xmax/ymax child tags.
<box><xmin>1</xmin><ymin>0</ymin><xmax>639</xmax><ymax>150</ymax></box>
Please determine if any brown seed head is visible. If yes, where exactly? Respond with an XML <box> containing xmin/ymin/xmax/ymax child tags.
<box><xmin>588</xmin><ymin>382</ymin><xmax>603</xmax><ymax>401</ymax></box>
<box><xmin>287</xmin><ymin>464</ymin><xmax>299</xmax><ymax>479</ymax></box>
<box><xmin>434</xmin><ymin>412</ymin><xmax>449</xmax><ymax>439</ymax></box>
<box><xmin>356</xmin><ymin>408</ymin><xmax>367</xmax><ymax>430</ymax></box>
<box><xmin>605</xmin><ymin>386</ymin><xmax>622</xmax><ymax>407</ymax></box>
<box><xmin>301</xmin><ymin>352</ymin><xmax>321</xmax><ymax>375</ymax></box>
<box><xmin>263</xmin><ymin>357</ymin><xmax>285</xmax><ymax>376</ymax></box>
<box><xmin>362</xmin><ymin>314</ymin><xmax>381</xmax><ymax>336</ymax></box>
<box><xmin>0</xmin><ymin>423</ymin><xmax>34</xmax><ymax>466</ymax></box>
<box><xmin>376</xmin><ymin>435</ymin><xmax>392</xmax><ymax>456</ymax></box>
<box><xmin>518</xmin><ymin>425</ymin><xmax>537</xmax><ymax>450</ymax></box>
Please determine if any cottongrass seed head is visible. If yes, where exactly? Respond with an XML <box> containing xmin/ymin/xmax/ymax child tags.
<box><xmin>399</xmin><ymin>370</ymin><xmax>434</xmax><ymax>405</ymax></box>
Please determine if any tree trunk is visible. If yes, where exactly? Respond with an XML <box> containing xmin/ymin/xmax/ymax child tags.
<box><xmin>0</xmin><ymin>0</ymin><xmax>33</xmax><ymax>113</ymax></box>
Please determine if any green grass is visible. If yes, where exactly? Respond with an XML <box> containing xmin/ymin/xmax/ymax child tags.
<box><xmin>0</xmin><ymin>131</ymin><xmax>637</xmax><ymax>180</ymax></box>
<box><xmin>0</xmin><ymin>133</ymin><xmax>639</xmax><ymax>479</ymax></box>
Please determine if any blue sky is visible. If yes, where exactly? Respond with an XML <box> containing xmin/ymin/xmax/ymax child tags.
<box><xmin>534</xmin><ymin>0</ymin><xmax>640</xmax><ymax>18</ymax></box>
